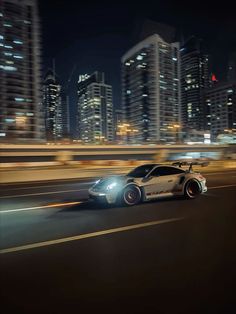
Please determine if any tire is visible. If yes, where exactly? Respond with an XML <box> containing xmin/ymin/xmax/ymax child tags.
<box><xmin>121</xmin><ymin>185</ymin><xmax>141</xmax><ymax>206</ymax></box>
<box><xmin>184</xmin><ymin>179</ymin><xmax>201</xmax><ymax>199</ymax></box>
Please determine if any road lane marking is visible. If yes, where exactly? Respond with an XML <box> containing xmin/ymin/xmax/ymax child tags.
<box><xmin>0</xmin><ymin>217</ymin><xmax>184</xmax><ymax>254</ymax></box>
<box><xmin>0</xmin><ymin>201</ymin><xmax>82</xmax><ymax>214</ymax></box>
<box><xmin>208</xmin><ymin>184</ymin><xmax>236</xmax><ymax>190</ymax></box>
<box><xmin>0</xmin><ymin>189</ymin><xmax>87</xmax><ymax>199</ymax></box>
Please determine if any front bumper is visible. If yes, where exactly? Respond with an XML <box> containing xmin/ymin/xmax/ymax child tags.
<box><xmin>88</xmin><ymin>189</ymin><xmax>117</xmax><ymax>204</ymax></box>
<box><xmin>89</xmin><ymin>193</ymin><xmax>107</xmax><ymax>203</ymax></box>
<box><xmin>200</xmin><ymin>180</ymin><xmax>207</xmax><ymax>193</ymax></box>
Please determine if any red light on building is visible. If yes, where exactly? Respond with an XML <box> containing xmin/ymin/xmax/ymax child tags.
<box><xmin>211</xmin><ymin>74</ymin><xmax>217</xmax><ymax>82</ymax></box>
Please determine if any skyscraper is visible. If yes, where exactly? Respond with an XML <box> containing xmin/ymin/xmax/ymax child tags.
<box><xmin>180</xmin><ymin>37</ymin><xmax>209</xmax><ymax>132</ymax></box>
<box><xmin>227</xmin><ymin>52</ymin><xmax>236</xmax><ymax>82</ymax></box>
<box><xmin>77</xmin><ymin>72</ymin><xmax>113</xmax><ymax>143</ymax></box>
<box><xmin>121</xmin><ymin>34</ymin><xmax>181</xmax><ymax>143</ymax></box>
<box><xmin>60</xmin><ymin>89</ymin><xmax>70</xmax><ymax>138</ymax></box>
<box><xmin>43</xmin><ymin>70</ymin><xmax>62</xmax><ymax>141</ymax></box>
<box><xmin>0</xmin><ymin>0</ymin><xmax>44</xmax><ymax>142</ymax></box>
<box><xmin>204</xmin><ymin>82</ymin><xmax>236</xmax><ymax>141</ymax></box>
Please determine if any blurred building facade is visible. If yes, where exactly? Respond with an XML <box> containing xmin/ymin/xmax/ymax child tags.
<box><xmin>60</xmin><ymin>89</ymin><xmax>70</xmax><ymax>139</ymax></box>
<box><xmin>180</xmin><ymin>37</ymin><xmax>210</xmax><ymax>134</ymax></box>
<box><xmin>121</xmin><ymin>34</ymin><xmax>181</xmax><ymax>144</ymax></box>
<box><xmin>114</xmin><ymin>108</ymin><xmax>123</xmax><ymax>141</ymax></box>
<box><xmin>0</xmin><ymin>0</ymin><xmax>44</xmax><ymax>142</ymax></box>
<box><xmin>77</xmin><ymin>72</ymin><xmax>113</xmax><ymax>143</ymax></box>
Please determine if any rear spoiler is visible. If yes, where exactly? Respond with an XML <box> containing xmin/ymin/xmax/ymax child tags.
<box><xmin>172</xmin><ymin>160</ymin><xmax>209</xmax><ymax>171</ymax></box>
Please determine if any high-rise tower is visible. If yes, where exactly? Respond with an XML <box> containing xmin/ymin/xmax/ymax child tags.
<box><xmin>0</xmin><ymin>0</ymin><xmax>44</xmax><ymax>142</ymax></box>
<box><xmin>77</xmin><ymin>72</ymin><xmax>113</xmax><ymax>143</ymax></box>
<box><xmin>121</xmin><ymin>34</ymin><xmax>181</xmax><ymax>143</ymax></box>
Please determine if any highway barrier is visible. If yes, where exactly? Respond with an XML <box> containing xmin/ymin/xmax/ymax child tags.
<box><xmin>1</xmin><ymin>144</ymin><xmax>235</xmax><ymax>169</ymax></box>
<box><xmin>1</xmin><ymin>160</ymin><xmax>236</xmax><ymax>184</ymax></box>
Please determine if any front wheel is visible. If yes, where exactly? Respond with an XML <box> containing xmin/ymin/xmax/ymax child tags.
<box><xmin>121</xmin><ymin>185</ymin><xmax>141</xmax><ymax>206</ymax></box>
<box><xmin>184</xmin><ymin>179</ymin><xmax>201</xmax><ymax>199</ymax></box>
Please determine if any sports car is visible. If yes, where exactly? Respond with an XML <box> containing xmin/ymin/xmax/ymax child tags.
<box><xmin>88</xmin><ymin>162</ymin><xmax>207</xmax><ymax>206</ymax></box>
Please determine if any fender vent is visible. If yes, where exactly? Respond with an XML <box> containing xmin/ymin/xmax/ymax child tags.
<box><xmin>179</xmin><ymin>176</ymin><xmax>185</xmax><ymax>184</ymax></box>
<box><xmin>127</xmin><ymin>179</ymin><xmax>134</xmax><ymax>183</ymax></box>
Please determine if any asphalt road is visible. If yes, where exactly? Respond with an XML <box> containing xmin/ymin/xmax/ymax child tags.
<box><xmin>1</xmin><ymin>171</ymin><xmax>236</xmax><ymax>314</ymax></box>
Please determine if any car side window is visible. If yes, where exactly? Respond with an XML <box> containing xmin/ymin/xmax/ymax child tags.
<box><xmin>150</xmin><ymin>167</ymin><xmax>162</xmax><ymax>176</ymax></box>
<box><xmin>151</xmin><ymin>166</ymin><xmax>184</xmax><ymax>176</ymax></box>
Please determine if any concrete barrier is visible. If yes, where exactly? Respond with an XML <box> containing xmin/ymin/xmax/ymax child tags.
<box><xmin>1</xmin><ymin>160</ymin><xmax>236</xmax><ymax>184</ymax></box>
<box><xmin>1</xmin><ymin>144</ymin><xmax>233</xmax><ymax>167</ymax></box>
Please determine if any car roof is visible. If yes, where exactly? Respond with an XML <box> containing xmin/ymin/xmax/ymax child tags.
<box><xmin>150</xmin><ymin>164</ymin><xmax>186</xmax><ymax>171</ymax></box>
<box><xmin>139</xmin><ymin>164</ymin><xmax>182</xmax><ymax>168</ymax></box>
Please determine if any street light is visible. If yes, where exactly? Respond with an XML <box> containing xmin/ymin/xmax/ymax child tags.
<box><xmin>94</xmin><ymin>135</ymin><xmax>106</xmax><ymax>144</ymax></box>
<box><xmin>167</xmin><ymin>123</ymin><xmax>181</xmax><ymax>143</ymax></box>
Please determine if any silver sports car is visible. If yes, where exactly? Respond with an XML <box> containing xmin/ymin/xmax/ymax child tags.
<box><xmin>89</xmin><ymin>162</ymin><xmax>207</xmax><ymax>206</ymax></box>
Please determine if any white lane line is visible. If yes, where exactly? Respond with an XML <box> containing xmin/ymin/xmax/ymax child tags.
<box><xmin>208</xmin><ymin>184</ymin><xmax>236</xmax><ymax>190</ymax></box>
<box><xmin>0</xmin><ymin>201</ymin><xmax>82</xmax><ymax>214</ymax></box>
<box><xmin>0</xmin><ymin>189</ymin><xmax>87</xmax><ymax>199</ymax></box>
<box><xmin>0</xmin><ymin>217</ymin><xmax>184</xmax><ymax>254</ymax></box>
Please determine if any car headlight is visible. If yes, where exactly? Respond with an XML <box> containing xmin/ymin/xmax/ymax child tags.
<box><xmin>106</xmin><ymin>182</ymin><xmax>117</xmax><ymax>190</ymax></box>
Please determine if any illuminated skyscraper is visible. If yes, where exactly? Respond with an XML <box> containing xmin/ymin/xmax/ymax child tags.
<box><xmin>43</xmin><ymin>70</ymin><xmax>62</xmax><ymax>141</ymax></box>
<box><xmin>0</xmin><ymin>0</ymin><xmax>44</xmax><ymax>142</ymax></box>
<box><xmin>180</xmin><ymin>37</ymin><xmax>209</xmax><ymax>132</ymax></box>
<box><xmin>121</xmin><ymin>34</ymin><xmax>181</xmax><ymax>143</ymax></box>
<box><xmin>77</xmin><ymin>72</ymin><xmax>113</xmax><ymax>143</ymax></box>
<box><xmin>60</xmin><ymin>89</ymin><xmax>70</xmax><ymax>138</ymax></box>
<box><xmin>204</xmin><ymin>82</ymin><xmax>236</xmax><ymax>140</ymax></box>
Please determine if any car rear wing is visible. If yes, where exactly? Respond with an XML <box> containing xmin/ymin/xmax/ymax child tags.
<box><xmin>172</xmin><ymin>160</ymin><xmax>209</xmax><ymax>171</ymax></box>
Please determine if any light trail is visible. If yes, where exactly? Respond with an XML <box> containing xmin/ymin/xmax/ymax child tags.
<box><xmin>0</xmin><ymin>201</ymin><xmax>82</xmax><ymax>213</ymax></box>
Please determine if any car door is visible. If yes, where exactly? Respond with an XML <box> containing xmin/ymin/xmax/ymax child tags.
<box><xmin>142</xmin><ymin>166</ymin><xmax>182</xmax><ymax>198</ymax></box>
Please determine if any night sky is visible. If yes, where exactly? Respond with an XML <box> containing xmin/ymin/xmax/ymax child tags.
<box><xmin>39</xmin><ymin>0</ymin><xmax>236</xmax><ymax>136</ymax></box>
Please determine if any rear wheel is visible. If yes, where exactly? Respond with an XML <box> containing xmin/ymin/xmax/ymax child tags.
<box><xmin>184</xmin><ymin>179</ymin><xmax>201</xmax><ymax>199</ymax></box>
<box><xmin>122</xmin><ymin>185</ymin><xmax>141</xmax><ymax>206</ymax></box>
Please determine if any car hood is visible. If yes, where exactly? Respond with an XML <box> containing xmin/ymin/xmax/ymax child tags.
<box><xmin>92</xmin><ymin>175</ymin><xmax>134</xmax><ymax>191</ymax></box>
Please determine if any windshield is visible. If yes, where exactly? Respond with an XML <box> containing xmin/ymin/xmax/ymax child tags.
<box><xmin>127</xmin><ymin>165</ymin><xmax>156</xmax><ymax>178</ymax></box>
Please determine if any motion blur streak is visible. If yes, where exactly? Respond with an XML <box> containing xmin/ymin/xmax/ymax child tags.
<box><xmin>0</xmin><ymin>217</ymin><xmax>184</xmax><ymax>254</ymax></box>
<box><xmin>208</xmin><ymin>184</ymin><xmax>236</xmax><ymax>189</ymax></box>
<box><xmin>0</xmin><ymin>189</ymin><xmax>87</xmax><ymax>199</ymax></box>
<box><xmin>0</xmin><ymin>201</ymin><xmax>82</xmax><ymax>214</ymax></box>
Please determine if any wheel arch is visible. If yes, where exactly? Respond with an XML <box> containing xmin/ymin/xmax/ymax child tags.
<box><xmin>184</xmin><ymin>178</ymin><xmax>202</xmax><ymax>198</ymax></box>
<box><xmin>119</xmin><ymin>183</ymin><xmax>143</xmax><ymax>205</ymax></box>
